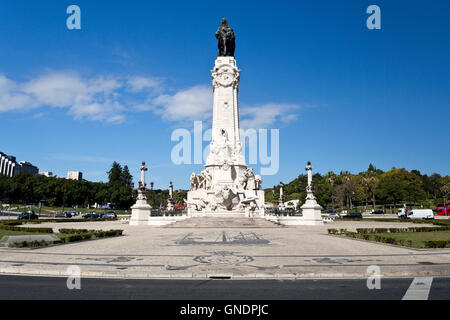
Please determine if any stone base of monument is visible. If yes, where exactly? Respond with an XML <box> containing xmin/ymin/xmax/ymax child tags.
<box><xmin>264</xmin><ymin>215</ymin><xmax>323</xmax><ymax>226</ymax></box>
<box><xmin>129</xmin><ymin>200</ymin><xmax>152</xmax><ymax>226</ymax></box>
<box><xmin>188</xmin><ymin>210</ymin><xmax>247</xmax><ymax>217</ymax></box>
<box><xmin>275</xmin><ymin>216</ymin><xmax>306</xmax><ymax>226</ymax></box>
<box><xmin>264</xmin><ymin>198</ymin><xmax>324</xmax><ymax>226</ymax></box>
<box><xmin>187</xmin><ymin>189</ymin><xmax>265</xmax><ymax>217</ymax></box>
<box><xmin>147</xmin><ymin>216</ymin><xmax>189</xmax><ymax>226</ymax></box>
<box><xmin>300</xmin><ymin>199</ymin><xmax>324</xmax><ymax>226</ymax></box>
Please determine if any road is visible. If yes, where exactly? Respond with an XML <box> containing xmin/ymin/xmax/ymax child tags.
<box><xmin>0</xmin><ymin>275</ymin><xmax>448</xmax><ymax>300</ymax></box>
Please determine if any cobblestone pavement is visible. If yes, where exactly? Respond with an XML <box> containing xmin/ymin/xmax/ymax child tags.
<box><xmin>0</xmin><ymin>219</ymin><xmax>449</xmax><ymax>279</ymax></box>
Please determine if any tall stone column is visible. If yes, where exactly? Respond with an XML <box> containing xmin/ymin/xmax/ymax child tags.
<box><xmin>0</xmin><ymin>156</ymin><xmax>5</xmax><ymax>175</ymax></box>
<box><xmin>300</xmin><ymin>162</ymin><xmax>323</xmax><ymax>225</ymax></box>
<box><xmin>130</xmin><ymin>162</ymin><xmax>152</xmax><ymax>225</ymax></box>
<box><xmin>10</xmin><ymin>163</ymin><xmax>16</xmax><ymax>177</ymax></box>
<box><xmin>278</xmin><ymin>182</ymin><xmax>285</xmax><ymax>210</ymax></box>
<box><xmin>167</xmin><ymin>181</ymin><xmax>175</xmax><ymax>211</ymax></box>
<box><xmin>6</xmin><ymin>161</ymin><xmax>12</xmax><ymax>177</ymax></box>
<box><xmin>186</xmin><ymin>19</ymin><xmax>264</xmax><ymax>216</ymax></box>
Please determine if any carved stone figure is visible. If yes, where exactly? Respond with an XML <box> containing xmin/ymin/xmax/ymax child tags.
<box><xmin>238</xmin><ymin>168</ymin><xmax>257</xmax><ymax>190</ymax></box>
<box><xmin>254</xmin><ymin>175</ymin><xmax>262</xmax><ymax>190</ymax></box>
<box><xmin>246</xmin><ymin>168</ymin><xmax>256</xmax><ymax>190</ymax></box>
<box><xmin>190</xmin><ymin>172</ymin><xmax>198</xmax><ymax>190</ymax></box>
<box><xmin>204</xmin><ymin>170</ymin><xmax>212</xmax><ymax>190</ymax></box>
<box><xmin>214</xmin><ymin>186</ymin><xmax>239</xmax><ymax>210</ymax></box>
<box><xmin>238</xmin><ymin>171</ymin><xmax>248</xmax><ymax>190</ymax></box>
<box><xmin>215</xmin><ymin>18</ymin><xmax>235</xmax><ymax>57</ymax></box>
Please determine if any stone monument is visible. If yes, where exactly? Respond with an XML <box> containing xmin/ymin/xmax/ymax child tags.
<box><xmin>167</xmin><ymin>181</ymin><xmax>175</xmax><ymax>211</ymax></box>
<box><xmin>300</xmin><ymin>162</ymin><xmax>324</xmax><ymax>225</ymax></box>
<box><xmin>278</xmin><ymin>182</ymin><xmax>285</xmax><ymax>210</ymax></box>
<box><xmin>129</xmin><ymin>162</ymin><xmax>152</xmax><ymax>225</ymax></box>
<box><xmin>186</xmin><ymin>18</ymin><xmax>265</xmax><ymax>216</ymax></box>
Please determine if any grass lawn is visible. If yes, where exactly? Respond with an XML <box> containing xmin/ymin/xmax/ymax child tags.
<box><xmin>0</xmin><ymin>229</ymin><xmax>47</xmax><ymax>239</ymax></box>
<box><xmin>369</xmin><ymin>231</ymin><xmax>450</xmax><ymax>248</ymax></box>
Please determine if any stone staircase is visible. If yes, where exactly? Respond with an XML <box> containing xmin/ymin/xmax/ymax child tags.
<box><xmin>165</xmin><ymin>215</ymin><xmax>282</xmax><ymax>228</ymax></box>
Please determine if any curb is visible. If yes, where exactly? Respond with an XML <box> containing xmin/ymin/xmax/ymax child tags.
<box><xmin>1</xmin><ymin>268</ymin><xmax>449</xmax><ymax>280</ymax></box>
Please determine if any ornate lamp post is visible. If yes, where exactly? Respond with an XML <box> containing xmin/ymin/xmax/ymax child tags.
<box><xmin>129</xmin><ymin>161</ymin><xmax>152</xmax><ymax>225</ymax></box>
<box><xmin>167</xmin><ymin>181</ymin><xmax>175</xmax><ymax>212</ymax></box>
<box><xmin>300</xmin><ymin>161</ymin><xmax>324</xmax><ymax>225</ymax></box>
<box><xmin>278</xmin><ymin>182</ymin><xmax>285</xmax><ymax>211</ymax></box>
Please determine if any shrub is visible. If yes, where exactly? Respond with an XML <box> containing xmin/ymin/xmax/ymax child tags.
<box><xmin>81</xmin><ymin>233</ymin><xmax>93</xmax><ymax>240</ymax></box>
<box><xmin>0</xmin><ymin>224</ymin><xmax>53</xmax><ymax>233</ymax></box>
<box><xmin>59</xmin><ymin>228</ymin><xmax>92</xmax><ymax>234</ymax></box>
<box><xmin>380</xmin><ymin>237</ymin><xmax>396</xmax><ymax>244</ymax></box>
<box><xmin>64</xmin><ymin>235</ymin><xmax>83</xmax><ymax>243</ymax></box>
<box><xmin>424</xmin><ymin>240</ymin><xmax>449</xmax><ymax>248</ymax></box>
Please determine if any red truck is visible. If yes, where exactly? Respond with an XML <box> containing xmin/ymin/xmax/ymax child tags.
<box><xmin>436</xmin><ymin>203</ymin><xmax>450</xmax><ymax>216</ymax></box>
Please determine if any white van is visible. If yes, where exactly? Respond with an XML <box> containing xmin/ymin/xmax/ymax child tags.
<box><xmin>405</xmin><ymin>209</ymin><xmax>434</xmax><ymax>220</ymax></box>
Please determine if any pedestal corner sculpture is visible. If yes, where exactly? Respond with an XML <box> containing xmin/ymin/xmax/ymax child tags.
<box><xmin>129</xmin><ymin>161</ymin><xmax>152</xmax><ymax>225</ymax></box>
<box><xmin>186</xmin><ymin>18</ymin><xmax>265</xmax><ymax>216</ymax></box>
<box><xmin>300</xmin><ymin>162</ymin><xmax>324</xmax><ymax>225</ymax></box>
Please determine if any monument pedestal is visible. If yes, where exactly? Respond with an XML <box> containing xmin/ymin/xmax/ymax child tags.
<box><xmin>129</xmin><ymin>200</ymin><xmax>152</xmax><ymax>226</ymax></box>
<box><xmin>300</xmin><ymin>199</ymin><xmax>323</xmax><ymax>226</ymax></box>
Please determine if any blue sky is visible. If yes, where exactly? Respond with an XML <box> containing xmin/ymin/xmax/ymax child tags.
<box><xmin>1</xmin><ymin>0</ymin><xmax>449</xmax><ymax>189</ymax></box>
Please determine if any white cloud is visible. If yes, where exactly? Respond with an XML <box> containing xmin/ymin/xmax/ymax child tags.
<box><xmin>240</xmin><ymin>103</ymin><xmax>299</xmax><ymax>130</ymax></box>
<box><xmin>151</xmin><ymin>85</ymin><xmax>213</xmax><ymax>122</ymax></box>
<box><xmin>0</xmin><ymin>75</ymin><xmax>36</xmax><ymax>112</ymax></box>
<box><xmin>148</xmin><ymin>86</ymin><xmax>299</xmax><ymax>129</ymax></box>
<box><xmin>0</xmin><ymin>71</ymin><xmax>301</xmax><ymax>128</ymax></box>
<box><xmin>24</xmin><ymin>72</ymin><xmax>88</xmax><ymax>107</ymax></box>
<box><xmin>0</xmin><ymin>72</ymin><xmax>160</xmax><ymax>123</ymax></box>
<box><xmin>127</xmin><ymin>76</ymin><xmax>161</xmax><ymax>92</ymax></box>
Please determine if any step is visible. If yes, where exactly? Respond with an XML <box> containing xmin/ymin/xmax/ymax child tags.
<box><xmin>165</xmin><ymin>216</ymin><xmax>282</xmax><ymax>228</ymax></box>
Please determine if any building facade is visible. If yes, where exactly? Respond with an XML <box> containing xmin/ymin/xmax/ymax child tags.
<box><xmin>0</xmin><ymin>152</ymin><xmax>39</xmax><ymax>177</ymax></box>
<box><xmin>67</xmin><ymin>171</ymin><xmax>83</xmax><ymax>181</ymax></box>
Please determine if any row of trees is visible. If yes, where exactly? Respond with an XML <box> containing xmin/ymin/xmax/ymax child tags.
<box><xmin>1</xmin><ymin>162</ymin><xmax>448</xmax><ymax>211</ymax></box>
<box><xmin>265</xmin><ymin>164</ymin><xmax>450</xmax><ymax>210</ymax></box>
<box><xmin>0</xmin><ymin>162</ymin><xmax>134</xmax><ymax>209</ymax></box>
<box><xmin>145</xmin><ymin>189</ymin><xmax>187</xmax><ymax>208</ymax></box>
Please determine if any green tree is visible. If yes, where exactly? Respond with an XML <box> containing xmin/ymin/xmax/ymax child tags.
<box><xmin>376</xmin><ymin>168</ymin><xmax>426</xmax><ymax>206</ymax></box>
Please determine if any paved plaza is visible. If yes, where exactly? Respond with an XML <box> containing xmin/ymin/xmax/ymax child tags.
<box><xmin>0</xmin><ymin>218</ymin><xmax>449</xmax><ymax>279</ymax></box>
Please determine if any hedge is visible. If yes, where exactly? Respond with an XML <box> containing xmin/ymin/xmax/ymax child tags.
<box><xmin>59</xmin><ymin>228</ymin><xmax>93</xmax><ymax>234</ymax></box>
<box><xmin>328</xmin><ymin>228</ymin><xmax>446</xmax><ymax>248</ymax></box>
<box><xmin>0</xmin><ymin>224</ymin><xmax>53</xmax><ymax>233</ymax></box>
<box><xmin>355</xmin><ymin>226</ymin><xmax>450</xmax><ymax>234</ymax></box>
<box><xmin>0</xmin><ymin>220</ymin><xmax>123</xmax><ymax>247</ymax></box>
<box><xmin>59</xmin><ymin>229</ymin><xmax>123</xmax><ymax>244</ymax></box>
<box><xmin>424</xmin><ymin>240</ymin><xmax>450</xmax><ymax>248</ymax></box>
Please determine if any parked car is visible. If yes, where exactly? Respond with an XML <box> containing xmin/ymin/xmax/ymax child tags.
<box><xmin>83</xmin><ymin>212</ymin><xmax>102</xmax><ymax>219</ymax></box>
<box><xmin>372</xmin><ymin>210</ymin><xmax>385</xmax><ymax>215</ymax></box>
<box><xmin>55</xmin><ymin>212</ymin><xmax>72</xmax><ymax>218</ymax></box>
<box><xmin>103</xmin><ymin>211</ymin><xmax>117</xmax><ymax>219</ymax></box>
<box><xmin>18</xmin><ymin>210</ymin><xmax>38</xmax><ymax>220</ymax></box>
<box><xmin>342</xmin><ymin>212</ymin><xmax>362</xmax><ymax>219</ymax></box>
<box><xmin>363</xmin><ymin>210</ymin><xmax>374</xmax><ymax>215</ymax></box>
<box><xmin>327</xmin><ymin>213</ymin><xmax>341</xmax><ymax>219</ymax></box>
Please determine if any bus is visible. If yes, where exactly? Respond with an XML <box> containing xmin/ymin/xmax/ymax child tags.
<box><xmin>436</xmin><ymin>203</ymin><xmax>450</xmax><ymax>216</ymax></box>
